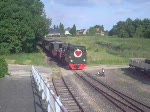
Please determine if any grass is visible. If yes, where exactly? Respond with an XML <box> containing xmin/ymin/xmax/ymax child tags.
<box><xmin>96</xmin><ymin>37</ymin><xmax>150</xmax><ymax>58</ymax></box>
<box><xmin>50</xmin><ymin>35</ymin><xmax>150</xmax><ymax>65</ymax></box>
<box><xmin>5</xmin><ymin>51</ymin><xmax>46</xmax><ymax>66</ymax></box>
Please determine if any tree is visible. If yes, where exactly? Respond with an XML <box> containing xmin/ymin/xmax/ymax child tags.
<box><xmin>125</xmin><ymin>18</ymin><xmax>134</xmax><ymax>37</ymax></box>
<box><xmin>109</xmin><ymin>18</ymin><xmax>150</xmax><ymax>38</ymax></box>
<box><xmin>88</xmin><ymin>25</ymin><xmax>104</xmax><ymax>35</ymax></box>
<box><xmin>59</xmin><ymin>23</ymin><xmax>65</xmax><ymax>36</ymax></box>
<box><xmin>143</xmin><ymin>19</ymin><xmax>150</xmax><ymax>38</ymax></box>
<box><xmin>69</xmin><ymin>24</ymin><xmax>76</xmax><ymax>36</ymax></box>
<box><xmin>0</xmin><ymin>0</ymin><xmax>51</xmax><ymax>54</ymax></box>
<box><xmin>54</xmin><ymin>25</ymin><xmax>56</xmax><ymax>30</ymax></box>
<box><xmin>133</xmin><ymin>25</ymin><xmax>143</xmax><ymax>38</ymax></box>
<box><xmin>89</xmin><ymin>27</ymin><xmax>96</xmax><ymax>35</ymax></box>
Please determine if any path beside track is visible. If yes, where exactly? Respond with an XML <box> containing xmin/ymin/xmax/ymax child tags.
<box><xmin>0</xmin><ymin>64</ymin><xmax>52</xmax><ymax>112</ymax></box>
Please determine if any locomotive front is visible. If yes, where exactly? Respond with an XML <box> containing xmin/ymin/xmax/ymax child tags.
<box><xmin>66</xmin><ymin>45</ymin><xmax>87</xmax><ymax>70</ymax></box>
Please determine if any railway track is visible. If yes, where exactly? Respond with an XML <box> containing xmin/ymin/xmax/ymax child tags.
<box><xmin>74</xmin><ymin>71</ymin><xmax>150</xmax><ymax>112</ymax></box>
<box><xmin>52</xmin><ymin>76</ymin><xmax>85</xmax><ymax>112</ymax></box>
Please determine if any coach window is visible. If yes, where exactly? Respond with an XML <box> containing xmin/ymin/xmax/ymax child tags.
<box><xmin>71</xmin><ymin>49</ymin><xmax>73</xmax><ymax>53</ymax></box>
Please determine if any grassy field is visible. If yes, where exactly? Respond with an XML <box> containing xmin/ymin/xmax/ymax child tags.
<box><xmin>5</xmin><ymin>51</ymin><xmax>46</xmax><ymax>66</ymax></box>
<box><xmin>53</xmin><ymin>35</ymin><xmax>150</xmax><ymax>65</ymax></box>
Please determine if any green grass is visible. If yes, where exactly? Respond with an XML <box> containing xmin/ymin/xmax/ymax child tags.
<box><xmin>51</xmin><ymin>35</ymin><xmax>150</xmax><ymax>65</ymax></box>
<box><xmin>5</xmin><ymin>52</ymin><xmax>46</xmax><ymax>66</ymax></box>
<box><xmin>96</xmin><ymin>36</ymin><xmax>150</xmax><ymax>58</ymax></box>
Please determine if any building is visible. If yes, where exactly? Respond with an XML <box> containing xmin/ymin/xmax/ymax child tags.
<box><xmin>65</xmin><ymin>27</ymin><xmax>71</xmax><ymax>35</ymax></box>
<box><xmin>77</xmin><ymin>29</ymin><xmax>88</xmax><ymax>35</ymax></box>
<box><xmin>95</xmin><ymin>27</ymin><xmax>105</xmax><ymax>36</ymax></box>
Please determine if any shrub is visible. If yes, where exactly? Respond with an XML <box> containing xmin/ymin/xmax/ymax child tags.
<box><xmin>0</xmin><ymin>56</ymin><xmax>8</xmax><ymax>78</ymax></box>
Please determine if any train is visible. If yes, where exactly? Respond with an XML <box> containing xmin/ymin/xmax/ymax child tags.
<box><xmin>129</xmin><ymin>58</ymin><xmax>150</xmax><ymax>74</ymax></box>
<box><xmin>42</xmin><ymin>38</ymin><xmax>87</xmax><ymax>70</ymax></box>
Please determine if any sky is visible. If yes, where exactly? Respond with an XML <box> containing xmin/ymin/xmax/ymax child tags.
<box><xmin>41</xmin><ymin>0</ymin><xmax>150</xmax><ymax>31</ymax></box>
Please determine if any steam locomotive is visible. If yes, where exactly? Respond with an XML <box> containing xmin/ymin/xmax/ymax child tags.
<box><xmin>42</xmin><ymin>38</ymin><xmax>87</xmax><ymax>70</ymax></box>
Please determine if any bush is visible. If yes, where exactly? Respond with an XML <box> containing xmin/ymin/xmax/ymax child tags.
<box><xmin>0</xmin><ymin>56</ymin><xmax>8</xmax><ymax>78</ymax></box>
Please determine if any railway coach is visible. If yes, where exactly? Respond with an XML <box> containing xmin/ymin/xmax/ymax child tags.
<box><xmin>129</xmin><ymin>58</ymin><xmax>150</xmax><ymax>74</ymax></box>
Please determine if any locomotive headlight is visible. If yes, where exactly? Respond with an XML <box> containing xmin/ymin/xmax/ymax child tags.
<box><xmin>70</xmin><ymin>60</ymin><xmax>73</xmax><ymax>62</ymax></box>
<box><xmin>83</xmin><ymin>59</ymin><xmax>86</xmax><ymax>61</ymax></box>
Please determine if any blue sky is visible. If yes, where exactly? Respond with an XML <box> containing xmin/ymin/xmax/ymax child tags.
<box><xmin>41</xmin><ymin>0</ymin><xmax>150</xmax><ymax>30</ymax></box>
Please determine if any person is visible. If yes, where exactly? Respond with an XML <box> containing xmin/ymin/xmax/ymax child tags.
<box><xmin>97</xmin><ymin>68</ymin><xmax>105</xmax><ymax>76</ymax></box>
<box><xmin>102</xmin><ymin>68</ymin><xmax>105</xmax><ymax>75</ymax></box>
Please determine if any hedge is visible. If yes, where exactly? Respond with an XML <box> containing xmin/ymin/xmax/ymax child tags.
<box><xmin>0</xmin><ymin>56</ymin><xmax>8</xmax><ymax>78</ymax></box>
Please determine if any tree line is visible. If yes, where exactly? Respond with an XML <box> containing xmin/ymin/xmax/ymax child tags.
<box><xmin>109</xmin><ymin>18</ymin><xmax>150</xmax><ymax>38</ymax></box>
<box><xmin>51</xmin><ymin>24</ymin><xmax>104</xmax><ymax>36</ymax></box>
<box><xmin>51</xmin><ymin>23</ymin><xmax>77</xmax><ymax>36</ymax></box>
<box><xmin>0</xmin><ymin>0</ymin><xmax>51</xmax><ymax>54</ymax></box>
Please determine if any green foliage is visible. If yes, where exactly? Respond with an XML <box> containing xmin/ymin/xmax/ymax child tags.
<box><xmin>96</xmin><ymin>37</ymin><xmax>150</xmax><ymax>58</ymax></box>
<box><xmin>5</xmin><ymin>46</ymin><xmax>46</xmax><ymax>65</ymax></box>
<box><xmin>6</xmin><ymin>52</ymin><xmax>46</xmax><ymax>66</ymax></box>
<box><xmin>109</xmin><ymin>18</ymin><xmax>150</xmax><ymax>38</ymax></box>
<box><xmin>0</xmin><ymin>56</ymin><xmax>8</xmax><ymax>78</ymax></box>
<box><xmin>59</xmin><ymin>23</ymin><xmax>65</xmax><ymax>36</ymax></box>
<box><xmin>69</xmin><ymin>24</ymin><xmax>76</xmax><ymax>36</ymax></box>
<box><xmin>50</xmin><ymin>23</ymin><xmax>65</xmax><ymax>36</ymax></box>
<box><xmin>88</xmin><ymin>25</ymin><xmax>104</xmax><ymax>35</ymax></box>
<box><xmin>0</xmin><ymin>0</ymin><xmax>51</xmax><ymax>54</ymax></box>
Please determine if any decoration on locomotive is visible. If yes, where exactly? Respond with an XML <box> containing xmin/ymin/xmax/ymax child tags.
<box><xmin>42</xmin><ymin>38</ymin><xmax>87</xmax><ymax>70</ymax></box>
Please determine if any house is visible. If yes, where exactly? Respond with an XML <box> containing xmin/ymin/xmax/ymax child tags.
<box><xmin>101</xmin><ymin>31</ymin><xmax>105</xmax><ymax>36</ymax></box>
<box><xmin>65</xmin><ymin>27</ymin><xmax>71</xmax><ymax>35</ymax></box>
<box><xmin>77</xmin><ymin>29</ymin><xmax>88</xmax><ymax>35</ymax></box>
<box><xmin>95</xmin><ymin>27</ymin><xmax>105</xmax><ymax>36</ymax></box>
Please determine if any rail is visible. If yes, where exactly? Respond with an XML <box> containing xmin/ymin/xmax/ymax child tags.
<box><xmin>31</xmin><ymin>65</ymin><xmax>68</xmax><ymax>112</ymax></box>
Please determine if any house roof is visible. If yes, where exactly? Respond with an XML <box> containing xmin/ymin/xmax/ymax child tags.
<box><xmin>77</xmin><ymin>29</ymin><xmax>87</xmax><ymax>33</ymax></box>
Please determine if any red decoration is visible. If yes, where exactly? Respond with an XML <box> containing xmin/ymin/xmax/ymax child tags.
<box><xmin>74</xmin><ymin>49</ymin><xmax>82</xmax><ymax>57</ymax></box>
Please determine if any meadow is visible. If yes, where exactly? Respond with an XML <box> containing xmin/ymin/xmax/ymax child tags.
<box><xmin>55</xmin><ymin>36</ymin><xmax>150</xmax><ymax>65</ymax></box>
<box><xmin>5</xmin><ymin>50</ymin><xmax>46</xmax><ymax>66</ymax></box>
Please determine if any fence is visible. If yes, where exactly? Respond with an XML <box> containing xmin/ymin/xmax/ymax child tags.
<box><xmin>31</xmin><ymin>65</ymin><xmax>68</xmax><ymax>112</ymax></box>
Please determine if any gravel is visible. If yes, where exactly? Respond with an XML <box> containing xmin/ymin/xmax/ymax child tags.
<box><xmin>8</xmin><ymin>64</ymin><xmax>150</xmax><ymax>112</ymax></box>
<box><xmin>60</xmin><ymin>65</ymin><xmax>150</xmax><ymax>111</ymax></box>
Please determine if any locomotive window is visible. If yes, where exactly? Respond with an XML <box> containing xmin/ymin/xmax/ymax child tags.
<box><xmin>71</xmin><ymin>49</ymin><xmax>74</xmax><ymax>53</ymax></box>
<box><xmin>82</xmin><ymin>47</ymin><xmax>86</xmax><ymax>52</ymax></box>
